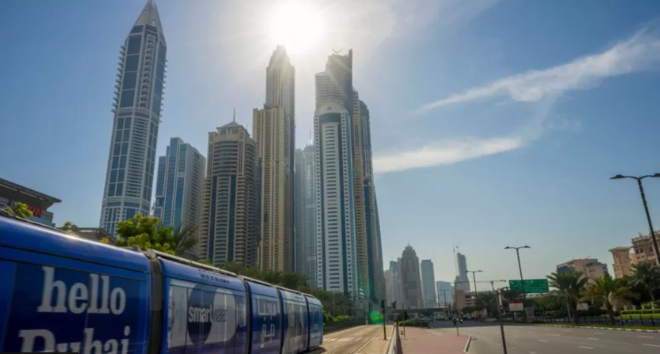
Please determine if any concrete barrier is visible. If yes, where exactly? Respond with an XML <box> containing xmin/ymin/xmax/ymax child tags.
<box><xmin>387</xmin><ymin>324</ymin><xmax>401</xmax><ymax>354</ymax></box>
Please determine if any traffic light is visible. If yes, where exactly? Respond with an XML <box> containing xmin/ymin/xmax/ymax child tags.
<box><xmin>391</xmin><ymin>301</ymin><xmax>397</xmax><ymax>309</ymax></box>
<box><xmin>381</xmin><ymin>299</ymin><xmax>385</xmax><ymax>309</ymax></box>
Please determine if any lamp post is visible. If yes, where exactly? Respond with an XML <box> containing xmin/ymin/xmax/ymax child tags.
<box><xmin>467</xmin><ymin>270</ymin><xmax>483</xmax><ymax>296</ymax></box>
<box><xmin>610</xmin><ymin>173</ymin><xmax>660</xmax><ymax>266</ymax></box>
<box><xmin>504</xmin><ymin>246</ymin><xmax>530</xmax><ymax>300</ymax></box>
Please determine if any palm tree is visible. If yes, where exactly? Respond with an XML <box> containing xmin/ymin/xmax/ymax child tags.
<box><xmin>581</xmin><ymin>273</ymin><xmax>637</xmax><ymax>325</ymax></box>
<box><xmin>547</xmin><ymin>270</ymin><xmax>589</xmax><ymax>324</ymax></box>
<box><xmin>630</xmin><ymin>263</ymin><xmax>660</xmax><ymax>306</ymax></box>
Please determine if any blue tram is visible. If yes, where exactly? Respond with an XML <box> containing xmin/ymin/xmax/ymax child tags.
<box><xmin>0</xmin><ymin>215</ymin><xmax>323</xmax><ymax>353</ymax></box>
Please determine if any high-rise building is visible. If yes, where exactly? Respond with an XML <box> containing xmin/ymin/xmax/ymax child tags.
<box><xmin>631</xmin><ymin>232</ymin><xmax>660</xmax><ymax>265</ymax></box>
<box><xmin>294</xmin><ymin>145</ymin><xmax>317</xmax><ymax>287</ymax></box>
<box><xmin>421</xmin><ymin>260</ymin><xmax>437</xmax><ymax>308</ymax></box>
<box><xmin>351</xmin><ymin>90</ymin><xmax>370</xmax><ymax>299</ymax></box>
<box><xmin>400</xmin><ymin>245</ymin><xmax>423</xmax><ymax>308</ymax></box>
<box><xmin>198</xmin><ymin>122</ymin><xmax>258</xmax><ymax>267</ymax></box>
<box><xmin>387</xmin><ymin>261</ymin><xmax>404</xmax><ymax>305</ymax></box>
<box><xmin>314</xmin><ymin>50</ymin><xmax>352</xmax><ymax>112</ymax></box>
<box><xmin>557</xmin><ymin>258</ymin><xmax>609</xmax><ymax>280</ymax></box>
<box><xmin>314</xmin><ymin>101</ymin><xmax>358</xmax><ymax>296</ymax></box>
<box><xmin>100</xmin><ymin>0</ymin><xmax>166</xmax><ymax>235</ymax></box>
<box><xmin>154</xmin><ymin>137</ymin><xmax>205</xmax><ymax>256</ymax></box>
<box><xmin>254</xmin><ymin>47</ymin><xmax>295</xmax><ymax>272</ymax></box>
<box><xmin>435</xmin><ymin>281</ymin><xmax>454</xmax><ymax>307</ymax></box>
<box><xmin>454</xmin><ymin>252</ymin><xmax>470</xmax><ymax>291</ymax></box>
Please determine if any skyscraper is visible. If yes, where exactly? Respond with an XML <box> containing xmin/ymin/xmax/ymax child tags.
<box><xmin>400</xmin><ymin>245</ymin><xmax>423</xmax><ymax>308</ymax></box>
<box><xmin>294</xmin><ymin>145</ymin><xmax>316</xmax><ymax>287</ymax></box>
<box><xmin>254</xmin><ymin>46</ymin><xmax>295</xmax><ymax>272</ymax></box>
<box><xmin>100</xmin><ymin>0</ymin><xmax>166</xmax><ymax>235</ymax></box>
<box><xmin>315</xmin><ymin>50</ymin><xmax>353</xmax><ymax>112</ymax></box>
<box><xmin>198</xmin><ymin>122</ymin><xmax>258</xmax><ymax>267</ymax></box>
<box><xmin>420</xmin><ymin>260</ymin><xmax>437</xmax><ymax>308</ymax></box>
<box><xmin>154</xmin><ymin>137</ymin><xmax>205</xmax><ymax>256</ymax></box>
<box><xmin>314</xmin><ymin>101</ymin><xmax>358</xmax><ymax>296</ymax></box>
<box><xmin>454</xmin><ymin>252</ymin><xmax>470</xmax><ymax>291</ymax></box>
<box><xmin>388</xmin><ymin>261</ymin><xmax>404</xmax><ymax>305</ymax></box>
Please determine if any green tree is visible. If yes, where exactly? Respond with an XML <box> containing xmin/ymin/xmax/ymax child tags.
<box><xmin>630</xmin><ymin>263</ymin><xmax>660</xmax><ymax>306</ymax></box>
<box><xmin>60</xmin><ymin>221</ymin><xmax>78</xmax><ymax>233</ymax></box>
<box><xmin>114</xmin><ymin>214</ymin><xmax>176</xmax><ymax>255</ymax></box>
<box><xmin>171</xmin><ymin>225</ymin><xmax>199</xmax><ymax>257</ymax></box>
<box><xmin>581</xmin><ymin>273</ymin><xmax>637</xmax><ymax>325</ymax></box>
<box><xmin>3</xmin><ymin>202</ymin><xmax>33</xmax><ymax>219</ymax></box>
<box><xmin>547</xmin><ymin>270</ymin><xmax>589</xmax><ymax>324</ymax></box>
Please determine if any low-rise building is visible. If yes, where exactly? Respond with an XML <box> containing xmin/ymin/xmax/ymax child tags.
<box><xmin>0</xmin><ymin>178</ymin><xmax>61</xmax><ymax>227</ymax></box>
<box><xmin>556</xmin><ymin>258</ymin><xmax>608</xmax><ymax>280</ymax></box>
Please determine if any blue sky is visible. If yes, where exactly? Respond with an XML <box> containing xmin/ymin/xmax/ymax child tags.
<box><xmin>2</xmin><ymin>0</ymin><xmax>660</xmax><ymax>286</ymax></box>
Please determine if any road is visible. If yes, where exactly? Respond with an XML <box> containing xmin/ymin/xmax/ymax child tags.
<box><xmin>430</xmin><ymin>321</ymin><xmax>660</xmax><ymax>354</ymax></box>
<box><xmin>311</xmin><ymin>325</ymin><xmax>388</xmax><ymax>354</ymax></box>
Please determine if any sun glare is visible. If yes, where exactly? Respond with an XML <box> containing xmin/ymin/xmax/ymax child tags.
<box><xmin>268</xmin><ymin>2</ymin><xmax>325</xmax><ymax>55</ymax></box>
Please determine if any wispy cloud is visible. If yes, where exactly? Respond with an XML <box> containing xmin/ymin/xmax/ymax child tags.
<box><xmin>373</xmin><ymin>137</ymin><xmax>523</xmax><ymax>173</ymax></box>
<box><xmin>417</xmin><ymin>24</ymin><xmax>660</xmax><ymax>113</ymax></box>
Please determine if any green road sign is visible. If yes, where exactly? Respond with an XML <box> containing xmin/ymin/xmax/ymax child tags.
<box><xmin>509</xmin><ymin>279</ymin><xmax>549</xmax><ymax>294</ymax></box>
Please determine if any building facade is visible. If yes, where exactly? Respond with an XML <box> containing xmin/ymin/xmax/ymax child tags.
<box><xmin>557</xmin><ymin>258</ymin><xmax>609</xmax><ymax>280</ymax></box>
<box><xmin>100</xmin><ymin>0</ymin><xmax>166</xmax><ymax>235</ymax></box>
<box><xmin>294</xmin><ymin>145</ymin><xmax>317</xmax><ymax>287</ymax></box>
<box><xmin>609</xmin><ymin>246</ymin><xmax>635</xmax><ymax>278</ymax></box>
<box><xmin>436</xmin><ymin>281</ymin><xmax>454</xmax><ymax>307</ymax></box>
<box><xmin>421</xmin><ymin>260</ymin><xmax>437</xmax><ymax>308</ymax></box>
<box><xmin>314</xmin><ymin>102</ymin><xmax>358</xmax><ymax>296</ymax></box>
<box><xmin>454</xmin><ymin>252</ymin><xmax>470</xmax><ymax>291</ymax></box>
<box><xmin>198</xmin><ymin>122</ymin><xmax>258</xmax><ymax>267</ymax></box>
<box><xmin>400</xmin><ymin>245</ymin><xmax>423</xmax><ymax>309</ymax></box>
<box><xmin>0</xmin><ymin>178</ymin><xmax>61</xmax><ymax>227</ymax></box>
<box><xmin>154</xmin><ymin>137</ymin><xmax>205</xmax><ymax>256</ymax></box>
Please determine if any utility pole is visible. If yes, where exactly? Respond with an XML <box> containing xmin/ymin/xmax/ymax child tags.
<box><xmin>381</xmin><ymin>300</ymin><xmax>387</xmax><ymax>340</ymax></box>
<box><xmin>491</xmin><ymin>280</ymin><xmax>509</xmax><ymax>354</ymax></box>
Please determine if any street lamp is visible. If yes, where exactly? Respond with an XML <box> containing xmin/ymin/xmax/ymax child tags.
<box><xmin>504</xmin><ymin>246</ymin><xmax>530</xmax><ymax>300</ymax></box>
<box><xmin>610</xmin><ymin>173</ymin><xmax>660</xmax><ymax>266</ymax></box>
<box><xmin>467</xmin><ymin>270</ymin><xmax>483</xmax><ymax>296</ymax></box>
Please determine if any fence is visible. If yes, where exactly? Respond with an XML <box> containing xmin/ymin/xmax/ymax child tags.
<box><xmin>511</xmin><ymin>314</ymin><xmax>660</xmax><ymax>327</ymax></box>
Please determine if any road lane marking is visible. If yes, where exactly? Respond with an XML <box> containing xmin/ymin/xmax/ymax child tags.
<box><xmin>578</xmin><ymin>346</ymin><xmax>593</xmax><ymax>349</ymax></box>
<box><xmin>638</xmin><ymin>335</ymin><xmax>654</xmax><ymax>339</ymax></box>
<box><xmin>538</xmin><ymin>340</ymin><xmax>548</xmax><ymax>342</ymax></box>
<box><xmin>643</xmin><ymin>344</ymin><xmax>660</xmax><ymax>348</ymax></box>
<box><xmin>338</xmin><ymin>338</ymin><xmax>352</xmax><ymax>342</ymax></box>
<box><xmin>587</xmin><ymin>338</ymin><xmax>599</xmax><ymax>340</ymax></box>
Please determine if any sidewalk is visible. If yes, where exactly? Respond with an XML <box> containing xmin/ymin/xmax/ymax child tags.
<box><xmin>399</xmin><ymin>327</ymin><xmax>469</xmax><ymax>354</ymax></box>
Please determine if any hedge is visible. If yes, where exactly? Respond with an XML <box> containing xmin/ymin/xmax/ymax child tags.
<box><xmin>620</xmin><ymin>309</ymin><xmax>660</xmax><ymax>315</ymax></box>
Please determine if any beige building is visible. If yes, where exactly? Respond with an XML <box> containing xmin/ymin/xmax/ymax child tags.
<box><xmin>198</xmin><ymin>122</ymin><xmax>258</xmax><ymax>267</ymax></box>
<box><xmin>632</xmin><ymin>232</ymin><xmax>659</xmax><ymax>265</ymax></box>
<box><xmin>253</xmin><ymin>106</ymin><xmax>293</xmax><ymax>272</ymax></box>
<box><xmin>556</xmin><ymin>258</ymin><xmax>608</xmax><ymax>280</ymax></box>
<box><xmin>454</xmin><ymin>290</ymin><xmax>476</xmax><ymax>311</ymax></box>
<box><xmin>609</xmin><ymin>246</ymin><xmax>635</xmax><ymax>278</ymax></box>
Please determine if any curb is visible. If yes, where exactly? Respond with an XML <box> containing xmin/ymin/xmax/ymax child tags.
<box><xmin>509</xmin><ymin>323</ymin><xmax>660</xmax><ymax>333</ymax></box>
<box><xmin>463</xmin><ymin>336</ymin><xmax>472</xmax><ymax>353</ymax></box>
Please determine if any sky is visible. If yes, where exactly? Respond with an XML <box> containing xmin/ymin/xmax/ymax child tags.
<box><xmin>2</xmin><ymin>0</ymin><xmax>660</xmax><ymax>288</ymax></box>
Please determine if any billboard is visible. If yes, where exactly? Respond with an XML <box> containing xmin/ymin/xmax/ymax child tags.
<box><xmin>509</xmin><ymin>279</ymin><xmax>549</xmax><ymax>294</ymax></box>
<box><xmin>509</xmin><ymin>301</ymin><xmax>524</xmax><ymax>312</ymax></box>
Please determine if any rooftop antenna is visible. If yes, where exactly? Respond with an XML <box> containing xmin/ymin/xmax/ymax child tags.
<box><xmin>332</xmin><ymin>48</ymin><xmax>341</xmax><ymax>55</ymax></box>
<box><xmin>233</xmin><ymin>108</ymin><xmax>236</xmax><ymax>122</ymax></box>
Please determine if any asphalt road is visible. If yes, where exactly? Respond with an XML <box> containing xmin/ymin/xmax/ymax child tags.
<box><xmin>430</xmin><ymin>322</ymin><xmax>660</xmax><ymax>354</ymax></box>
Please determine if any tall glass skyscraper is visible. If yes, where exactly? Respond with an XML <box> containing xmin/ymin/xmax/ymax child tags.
<box><xmin>100</xmin><ymin>0</ymin><xmax>166</xmax><ymax>235</ymax></box>
<box><xmin>294</xmin><ymin>145</ymin><xmax>316</xmax><ymax>287</ymax></box>
<box><xmin>154</xmin><ymin>138</ymin><xmax>205</xmax><ymax>256</ymax></box>
<box><xmin>421</xmin><ymin>260</ymin><xmax>437</xmax><ymax>308</ymax></box>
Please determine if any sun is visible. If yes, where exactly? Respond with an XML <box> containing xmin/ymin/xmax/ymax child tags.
<box><xmin>268</xmin><ymin>1</ymin><xmax>325</xmax><ymax>55</ymax></box>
